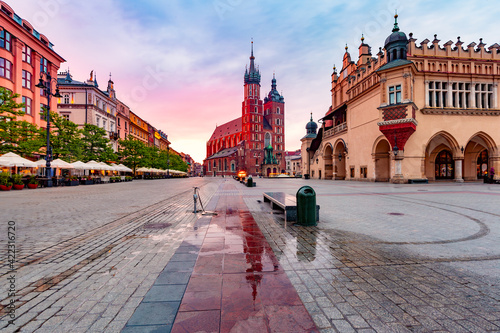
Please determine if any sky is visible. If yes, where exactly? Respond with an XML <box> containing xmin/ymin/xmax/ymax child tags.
<box><xmin>10</xmin><ymin>0</ymin><xmax>500</xmax><ymax>163</ymax></box>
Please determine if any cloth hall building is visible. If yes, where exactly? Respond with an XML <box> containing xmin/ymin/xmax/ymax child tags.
<box><xmin>204</xmin><ymin>44</ymin><xmax>286</xmax><ymax>177</ymax></box>
<box><xmin>302</xmin><ymin>15</ymin><xmax>500</xmax><ymax>183</ymax></box>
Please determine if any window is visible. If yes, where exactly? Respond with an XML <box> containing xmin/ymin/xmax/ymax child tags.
<box><xmin>350</xmin><ymin>167</ymin><xmax>355</xmax><ymax>178</ymax></box>
<box><xmin>103</xmin><ymin>120</ymin><xmax>106</xmax><ymax>129</ymax></box>
<box><xmin>22</xmin><ymin>96</ymin><xmax>32</xmax><ymax>115</ymax></box>
<box><xmin>110</xmin><ymin>122</ymin><xmax>114</xmax><ymax>132</ymax></box>
<box><xmin>475</xmin><ymin>83</ymin><xmax>494</xmax><ymax>109</ymax></box>
<box><xmin>117</xmin><ymin>118</ymin><xmax>120</xmax><ymax>126</ymax></box>
<box><xmin>40</xmin><ymin>104</ymin><xmax>48</xmax><ymax>120</ymax></box>
<box><xmin>0</xmin><ymin>58</ymin><xmax>12</xmax><ymax>79</ymax></box>
<box><xmin>96</xmin><ymin>117</ymin><xmax>100</xmax><ymax>127</ymax></box>
<box><xmin>63</xmin><ymin>94</ymin><xmax>69</xmax><ymax>104</ymax></box>
<box><xmin>277</xmin><ymin>107</ymin><xmax>280</xmax><ymax>114</ymax></box>
<box><xmin>125</xmin><ymin>122</ymin><xmax>127</xmax><ymax>130</ymax></box>
<box><xmin>428</xmin><ymin>81</ymin><xmax>448</xmax><ymax>107</ymax></box>
<box><xmin>62</xmin><ymin>114</ymin><xmax>69</xmax><ymax>121</ymax></box>
<box><xmin>40</xmin><ymin>57</ymin><xmax>48</xmax><ymax>74</ymax></box>
<box><xmin>360</xmin><ymin>167</ymin><xmax>367</xmax><ymax>178</ymax></box>
<box><xmin>21</xmin><ymin>70</ymin><xmax>32</xmax><ymax>89</ymax></box>
<box><xmin>22</xmin><ymin>45</ymin><xmax>32</xmax><ymax>64</ymax></box>
<box><xmin>0</xmin><ymin>30</ymin><xmax>11</xmax><ymax>52</ymax></box>
<box><xmin>389</xmin><ymin>85</ymin><xmax>401</xmax><ymax>104</ymax></box>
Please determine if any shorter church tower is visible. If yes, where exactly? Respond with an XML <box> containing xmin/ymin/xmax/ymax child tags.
<box><xmin>264</xmin><ymin>74</ymin><xmax>285</xmax><ymax>173</ymax></box>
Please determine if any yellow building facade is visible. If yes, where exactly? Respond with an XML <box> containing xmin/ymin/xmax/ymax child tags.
<box><xmin>302</xmin><ymin>16</ymin><xmax>500</xmax><ymax>183</ymax></box>
<box><xmin>129</xmin><ymin>111</ymin><xmax>149</xmax><ymax>145</ymax></box>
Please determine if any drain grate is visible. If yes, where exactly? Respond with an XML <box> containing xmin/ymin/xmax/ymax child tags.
<box><xmin>143</xmin><ymin>223</ymin><xmax>172</xmax><ymax>229</ymax></box>
<box><xmin>388</xmin><ymin>212</ymin><xmax>404</xmax><ymax>216</ymax></box>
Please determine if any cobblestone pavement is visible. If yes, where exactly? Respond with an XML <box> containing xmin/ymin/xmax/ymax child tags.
<box><xmin>244</xmin><ymin>179</ymin><xmax>500</xmax><ymax>332</ymax></box>
<box><xmin>1</xmin><ymin>177</ymin><xmax>500</xmax><ymax>332</ymax></box>
<box><xmin>0</xmin><ymin>178</ymin><xmax>222</xmax><ymax>332</ymax></box>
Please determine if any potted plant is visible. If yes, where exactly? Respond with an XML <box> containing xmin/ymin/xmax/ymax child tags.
<box><xmin>0</xmin><ymin>172</ymin><xmax>12</xmax><ymax>191</ymax></box>
<box><xmin>27</xmin><ymin>175</ymin><xmax>38</xmax><ymax>189</ymax></box>
<box><xmin>80</xmin><ymin>176</ymin><xmax>93</xmax><ymax>185</ymax></box>
<box><xmin>12</xmin><ymin>174</ymin><xmax>24</xmax><ymax>190</ymax></box>
<box><xmin>66</xmin><ymin>175</ymin><xmax>80</xmax><ymax>186</ymax></box>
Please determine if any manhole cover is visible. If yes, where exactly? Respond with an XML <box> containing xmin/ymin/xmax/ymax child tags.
<box><xmin>388</xmin><ymin>213</ymin><xmax>404</xmax><ymax>216</ymax></box>
<box><xmin>143</xmin><ymin>223</ymin><xmax>172</xmax><ymax>229</ymax></box>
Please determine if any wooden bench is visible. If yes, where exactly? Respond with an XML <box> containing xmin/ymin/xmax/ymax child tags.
<box><xmin>263</xmin><ymin>192</ymin><xmax>319</xmax><ymax>222</ymax></box>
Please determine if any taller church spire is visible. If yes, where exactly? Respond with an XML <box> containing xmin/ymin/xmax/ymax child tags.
<box><xmin>244</xmin><ymin>41</ymin><xmax>261</xmax><ymax>85</ymax></box>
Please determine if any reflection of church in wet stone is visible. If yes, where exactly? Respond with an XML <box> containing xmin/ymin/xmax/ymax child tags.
<box><xmin>204</xmin><ymin>43</ymin><xmax>286</xmax><ymax>177</ymax></box>
<box><xmin>302</xmin><ymin>15</ymin><xmax>500</xmax><ymax>183</ymax></box>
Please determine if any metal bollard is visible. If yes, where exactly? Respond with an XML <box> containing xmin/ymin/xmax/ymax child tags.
<box><xmin>193</xmin><ymin>187</ymin><xmax>199</xmax><ymax>213</ymax></box>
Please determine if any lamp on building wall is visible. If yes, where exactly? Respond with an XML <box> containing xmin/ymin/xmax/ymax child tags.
<box><xmin>393</xmin><ymin>136</ymin><xmax>399</xmax><ymax>156</ymax></box>
<box><xmin>461</xmin><ymin>146</ymin><xmax>464</xmax><ymax>153</ymax></box>
<box><xmin>35</xmin><ymin>72</ymin><xmax>62</xmax><ymax>187</ymax></box>
<box><xmin>338</xmin><ymin>138</ymin><xmax>348</xmax><ymax>161</ymax></box>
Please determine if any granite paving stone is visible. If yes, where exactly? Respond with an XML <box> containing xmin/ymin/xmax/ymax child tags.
<box><xmin>2</xmin><ymin>178</ymin><xmax>500</xmax><ymax>332</ymax></box>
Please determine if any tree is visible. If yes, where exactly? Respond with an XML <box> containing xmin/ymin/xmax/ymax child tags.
<box><xmin>0</xmin><ymin>87</ymin><xmax>44</xmax><ymax>156</ymax></box>
<box><xmin>169</xmin><ymin>153</ymin><xmax>188</xmax><ymax>172</ymax></box>
<box><xmin>45</xmin><ymin>111</ymin><xmax>83</xmax><ymax>162</ymax></box>
<box><xmin>118</xmin><ymin>136</ymin><xmax>148</xmax><ymax>174</ymax></box>
<box><xmin>80</xmin><ymin>124</ymin><xmax>113</xmax><ymax>162</ymax></box>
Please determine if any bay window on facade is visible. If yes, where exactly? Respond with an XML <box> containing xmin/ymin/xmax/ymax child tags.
<box><xmin>40</xmin><ymin>57</ymin><xmax>48</xmax><ymax>74</ymax></box>
<box><xmin>0</xmin><ymin>58</ymin><xmax>12</xmax><ymax>79</ymax></box>
<box><xmin>0</xmin><ymin>30</ymin><xmax>11</xmax><ymax>52</ymax></box>
<box><xmin>22</xmin><ymin>96</ymin><xmax>32</xmax><ymax>115</ymax></box>
<box><xmin>389</xmin><ymin>84</ymin><xmax>401</xmax><ymax>104</ymax></box>
<box><xmin>22</xmin><ymin>70</ymin><xmax>32</xmax><ymax>89</ymax></box>
<box><xmin>22</xmin><ymin>45</ymin><xmax>32</xmax><ymax>64</ymax></box>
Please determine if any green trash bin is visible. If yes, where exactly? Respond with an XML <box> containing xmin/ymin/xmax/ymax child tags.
<box><xmin>296</xmin><ymin>186</ymin><xmax>317</xmax><ymax>226</ymax></box>
<box><xmin>247</xmin><ymin>177</ymin><xmax>253</xmax><ymax>187</ymax></box>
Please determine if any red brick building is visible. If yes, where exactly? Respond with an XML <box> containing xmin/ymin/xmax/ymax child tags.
<box><xmin>204</xmin><ymin>43</ymin><xmax>285</xmax><ymax>177</ymax></box>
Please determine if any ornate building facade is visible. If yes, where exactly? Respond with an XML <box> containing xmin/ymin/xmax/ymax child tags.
<box><xmin>204</xmin><ymin>43</ymin><xmax>286</xmax><ymax>177</ymax></box>
<box><xmin>0</xmin><ymin>1</ymin><xmax>65</xmax><ymax>128</ymax></box>
<box><xmin>302</xmin><ymin>15</ymin><xmax>500</xmax><ymax>182</ymax></box>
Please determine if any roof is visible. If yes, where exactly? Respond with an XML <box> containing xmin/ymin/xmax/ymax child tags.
<box><xmin>376</xmin><ymin>59</ymin><xmax>413</xmax><ymax>72</ymax></box>
<box><xmin>208</xmin><ymin>117</ymin><xmax>242</xmax><ymax>141</ymax></box>
<box><xmin>206</xmin><ymin>146</ymin><xmax>239</xmax><ymax>160</ymax></box>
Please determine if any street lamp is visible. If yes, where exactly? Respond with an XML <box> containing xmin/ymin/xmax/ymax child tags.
<box><xmin>393</xmin><ymin>136</ymin><xmax>399</xmax><ymax>156</ymax></box>
<box><xmin>36</xmin><ymin>72</ymin><xmax>62</xmax><ymax>187</ymax></box>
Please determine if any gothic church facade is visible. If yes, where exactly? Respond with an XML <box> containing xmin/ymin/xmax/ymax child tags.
<box><xmin>204</xmin><ymin>43</ymin><xmax>285</xmax><ymax>177</ymax></box>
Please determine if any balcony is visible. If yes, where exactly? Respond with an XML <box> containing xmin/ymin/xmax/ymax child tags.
<box><xmin>109</xmin><ymin>132</ymin><xmax>119</xmax><ymax>141</ymax></box>
<box><xmin>323</xmin><ymin>122</ymin><xmax>347</xmax><ymax>139</ymax></box>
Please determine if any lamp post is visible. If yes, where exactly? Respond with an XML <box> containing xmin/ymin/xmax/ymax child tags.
<box><xmin>36</xmin><ymin>72</ymin><xmax>62</xmax><ymax>187</ymax></box>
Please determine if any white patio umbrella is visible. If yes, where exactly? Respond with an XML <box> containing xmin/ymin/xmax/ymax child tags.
<box><xmin>71</xmin><ymin>161</ymin><xmax>91</xmax><ymax>170</ymax></box>
<box><xmin>98</xmin><ymin>162</ymin><xmax>114</xmax><ymax>171</ymax></box>
<box><xmin>85</xmin><ymin>160</ymin><xmax>105</xmax><ymax>170</ymax></box>
<box><xmin>51</xmin><ymin>159</ymin><xmax>75</xmax><ymax>169</ymax></box>
<box><xmin>0</xmin><ymin>152</ymin><xmax>37</xmax><ymax>168</ymax></box>
<box><xmin>136</xmin><ymin>167</ymin><xmax>150</xmax><ymax>172</ymax></box>
<box><xmin>117</xmin><ymin>164</ymin><xmax>133</xmax><ymax>172</ymax></box>
<box><xmin>0</xmin><ymin>160</ymin><xmax>13</xmax><ymax>167</ymax></box>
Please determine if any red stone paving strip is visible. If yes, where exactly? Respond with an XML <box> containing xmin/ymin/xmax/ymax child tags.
<box><xmin>171</xmin><ymin>184</ymin><xmax>319</xmax><ymax>333</ymax></box>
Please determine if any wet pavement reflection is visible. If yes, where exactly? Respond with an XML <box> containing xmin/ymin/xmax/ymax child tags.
<box><xmin>172</xmin><ymin>183</ymin><xmax>318</xmax><ymax>333</ymax></box>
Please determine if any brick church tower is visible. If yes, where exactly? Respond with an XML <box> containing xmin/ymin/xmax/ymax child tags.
<box><xmin>241</xmin><ymin>42</ymin><xmax>265</xmax><ymax>175</ymax></box>
<box><xmin>204</xmin><ymin>42</ymin><xmax>286</xmax><ymax>177</ymax></box>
